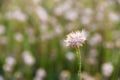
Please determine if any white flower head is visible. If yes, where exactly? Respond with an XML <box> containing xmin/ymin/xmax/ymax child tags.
<box><xmin>0</xmin><ymin>76</ymin><xmax>4</xmax><ymax>80</ymax></box>
<box><xmin>66</xmin><ymin>52</ymin><xmax>75</xmax><ymax>61</ymax></box>
<box><xmin>102</xmin><ymin>62</ymin><xmax>114</xmax><ymax>77</ymax></box>
<box><xmin>22</xmin><ymin>51</ymin><xmax>35</xmax><ymax>66</ymax></box>
<box><xmin>0</xmin><ymin>25</ymin><xmax>6</xmax><ymax>35</ymax></box>
<box><xmin>36</xmin><ymin>68</ymin><xmax>46</xmax><ymax>78</ymax></box>
<box><xmin>64</xmin><ymin>30</ymin><xmax>87</xmax><ymax>48</ymax></box>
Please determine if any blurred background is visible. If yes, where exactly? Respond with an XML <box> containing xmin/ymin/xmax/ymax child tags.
<box><xmin>0</xmin><ymin>0</ymin><xmax>120</xmax><ymax>80</ymax></box>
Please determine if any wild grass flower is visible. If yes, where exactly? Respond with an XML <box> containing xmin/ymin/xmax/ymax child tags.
<box><xmin>64</xmin><ymin>30</ymin><xmax>87</xmax><ymax>48</ymax></box>
<box><xmin>6</xmin><ymin>8</ymin><xmax>27</xmax><ymax>22</ymax></box>
<box><xmin>66</xmin><ymin>52</ymin><xmax>75</xmax><ymax>61</ymax></box>
<box><xmin>0</xmin><ymin>76</ymin><xmax>4</xmax><ymax>80</ymax></box>
<box><xmin>3</xmin><ymin>56</ymin><xmax>16</xmax><ymax>72</ymax></box>
<box><xmin>102</xmin><ymin>63</ymin><xmax>114</xmax><ymax>77</ymax></box>
<box><xmin>14</xmin><ymin>33</ymin><xmax>23</xmax><ymax>42</ymax></box>
<box><xmin>64</xmin><ymin>30</ymin><xmax>87</xmax><ymax>80</ymax></box>
<box><xmin>34</xmin><ymin>68</ymin><xmax>46</xmax><ymax>80</ymax></box>
<box><xmin>36</xmin><ymin>7</ymin><xmax>48</xmax><ymax>22</ymax></box>
<box><xmin>0</xmin><ymin>25</ymin><xmax>6</xmax><ymax>35</ymax></box>
<box><xmin>22</xmin><ymin>51</ymin><xmax>35</xmax><ymax>66</ymax></box>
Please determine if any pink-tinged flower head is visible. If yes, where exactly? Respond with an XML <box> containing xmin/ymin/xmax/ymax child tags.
<box><xmin>64</xmin><ymin>30</ymin><xmax>87</xmax><ymax>48</ymax></box>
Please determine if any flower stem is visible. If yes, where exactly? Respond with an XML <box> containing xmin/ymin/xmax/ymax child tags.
<box><xmin>76</xmin><ymin>47</ymin><xmax>81</xmax><ymax>80</ymax></box>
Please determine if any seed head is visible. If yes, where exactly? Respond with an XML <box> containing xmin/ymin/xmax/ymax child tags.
<box><xmin>64</xmin><ymin>30</ymin><xmax>87</xmax><ymax>48</ymax></box>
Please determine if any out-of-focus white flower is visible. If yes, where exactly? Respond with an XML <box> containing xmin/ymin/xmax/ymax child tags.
<box><xmin>36</xmin><ymin>7</ymin><xmax>48</xmax><ymax>22</ymax></box>
<box><xmin>22</xmin><ymin>51</ymin><xmax>35</xmax><ymax>66</ymax></box>
<box><xmin>54</xmin><ymin>0</ymin><xmax>72</xmax><ymax>16</ymax></box>
<box><xmin>115</xmin><ymin>39</ymin><xmax>120</xmax><ymax>48</ymax></box>
<box><xmin>87</xmin><ymin>49</ymin><xmax>98</xmax><ymax>65</ymax></box>
<box><xmin>108</xmin><ymin>12</ymin><xmax>119</xmax><ymax>22</ymax></box>
<box><xmin>89</xmin><ymin>33</ymin><xmax>102</xmax><ymax>46</ymax></box>
<box><xmin>32</xmin><ymin>0</ymin><xmax>42</xmax><ymax>4</ymax></box>
<box><xmin>53</xmin><ymin>0</ymin><xmax>60</xmax><ymax>3</ymax></box>
<box><xmin>6</xmin><ymin>8</ymin><xmax>27</xmax><ymax>22</ymax></box>
<box><xmin>65</xmin><ymin>23</ymin><xmax>74</xmax><ymax>31</ymax></box>
<box><xmin>118</xmin><ymin>0</ymin><xmax>120</xmax><ymax>4</ymax></box>
<box><xmin>81</xmin><ymin>8</ymin><xmax>93</xmax><ymax>25</ymax></box>
<box><xmin>96</xmin><ymin>11</ymin><xmax>104</xmax><ymax>21</ymax></box>
<box><xmin>64</xmin><ymin>30</ymin><xmax>87</xmax><ymax>48</ymax></box>
<box><xmin>81</xmin><ymin>16</ymin><xmax>91</xmax><ymax>25</ymax></box>
<box><xmin>97</xmin><ymin>2</ymin><xmax>109</xmax><ymax>11</ymax></box>
<box><xmin>40</xmin><ymin>32</ymin><xmax>53</xmax><ymax>41</ymax></box>
<box><xmin>59</xmin><ymin>70</ymin><xmax>71</xmax><ymax>80</ymax></box>
<box><xmin>40</xmin><ymin>23</ymin><xmax>48</xmax><ymax>32</ymax></box>
<box><xmin>102</xmin><ymin>62</ymin><xmax>114</xmax><ymax>77</ymax></box>
<box><xmin>34</xmin><ymin>68</ymin><xmax>46</xmax><ymax>80</ymax></box>
<box><xmin>66</xmin><ymin>52</ymin><xmax>75</xmax><ymax>61</ymax></box>
<box><xmin>5</xmin><ymin>57</ymin><xmax>16</xmax><ymax>66</ymax></box>
<box><xmin>84</xmin><ymin>8</ymin><xmax>93</xmax><ymax>16</ymax></box>
<box><xmin>0</xmin><ymin>36</ymin><xmax>8</xmax><ymax>45</ymax></box>
<box><xmin>64</xmin><ymin>10</ymin><xmax>78</xmax><ymax>21</ymax></box>
<box><xmin>3</xmin><ymin>64</ymin><xmax>12</xmax><ymax>72</ymax></box>
<box><xmin>25</xmin><ymin>27</ymin><xmax>36</xmax><ymax>44</ymax></box>
<box><xmin>14</xmin><ymin>33</ymin><xmax>23</xmax><ymax>42</ymax></box>
<box><xmin>104</xmin><ymin>42</ymin><xmax>114</xmax><ymax>49</ymax></box>
<box><xmin>108</xmin><ymin>0</ymin><xmax>114</xmax><ymax>6</ymax></box>
<box><xmin>0</xmin><ymin>25</ymin><xmax>5</xmax><ymax>35</ymax></box>
<box><xmin>0</xmin><ymin>76</ymin><xmax>4</xmax><ymax>80</ymax></box>
<box><xmin>55</xmin><ymin>26</ymin><xmax>62</xmax><ymax>35</ymax></box>
<box><xmin>36</xmin><ymin>68</ymin><xmax>46</xmax><ymax>78</ymax></box>
<box><xmin>34</xmin><ymin>77</ymin><xmax>42</xmax><ymax>80</ymax></box>
<box><xmin>82</xmin><ymin>72</ymin><xmax>96</xmax><ymax>80</ymax></box>
<box><xmin>53</xmin><ymin>24</ymin><xmax>63</xmax><ymax>35</ymax></box>
<box><xmin>3</xmin><ymin>56</ymin><xmax>16</xmax><ymax>72</ymax></box>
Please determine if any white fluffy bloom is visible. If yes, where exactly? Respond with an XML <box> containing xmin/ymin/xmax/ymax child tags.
<box><xmin>64</xmin><ymin>10</ymin><xmax>78</xmax><ymax>21</ymax></box>
<box><xmin>36</xmin><ymin>7</ymin><xmax>48</xmax><ymax>22</ymax></box>
<box><xmin>66</xmin><ymin>52</ymin><xmax>75</xmax><ymax>61</ymax></box>
<box><xmin>64</xmin><ymin>30</ymin><xmax>87</xmax><ymax>48</ymax></box>
<box><xmin>0</xmin><ymin>76</ymin><xmax>4</xmax><ymax>80</ymax></box>
<box><xmin>14</xmin><ymin>33</ymin><xmax>23</xmax><ymax>42</ymax></box>
<box><xmin>3</xmin><ymin>56</ymin><xmax>16</xmax><ymax>72</ymax></box>
<box><xmin>82</xmin><ymin>72</ymin><xmax>96</xmax><ymax>80</ymax></box>
<box><xmin>0</xmin><ymin>36</ymin><xmax>8</xmax><ymax>45</ymax></box>
<box><xmin>0</xmin><ymin>25</ymin><xmax>6</xmax><ymax>35</ymax></box>
<box><xmin>5</xmin><ymin>57</ymin><xmax>16</xmax><ymax>66</ymax></box>
<box><xmin>54</xmin><ymin>0</ymin><xmax>72</xmax><ymax>16</ymax></box>
<box><xmin>118</xmin><ymin>0</ymin><xmax>120</xmax><ymax>4</ymax></box>
<box><xmin>6</xmin><ymin>8</ymin><xmax>27</xmax><ymax>22</ymax></box>
<box><xmin>34</xmin><ymin>68</ymin><xmax>46</xmax><ymax>80</ymax></box>
<box><xmin>89</xmin><ymin>33</ymin><xmax>102</xmax><ymax>46</ymax></box>
<box><xmin>32</xmin><ymin>0</ymin><xmax>42</xmax><ymax>4</ymax></box>
<box><xmin>36</xmin><ymin>69</ymin><xmax>46</xmax><ymax>78</ymax></box>
<box><xmin>108</xmin><ymin>12</ymin><xmax>119</xmax><ymax>22</ymax></box>
<box><xmin>102</xmin><ymin>62</ymin><xmax>114</xmax><ymax>77</ymax></box>
<box><xmin>22</xmin><ymin>51</ymin><xmax>35</xmax><ymax>66</ymax></box>
<box><xmin>81</xmin><ymin>15</ymin><xmax>92</xmax><ymax>25</ymax></box>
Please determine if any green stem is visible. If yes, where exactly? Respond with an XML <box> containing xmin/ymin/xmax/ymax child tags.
<box><xmin>76</xmin><ymin>47</ymin><xmax>81</xmax><ymax>80</ymax></box>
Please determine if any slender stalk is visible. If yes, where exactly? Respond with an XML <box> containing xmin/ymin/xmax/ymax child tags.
<box><xmin>76</xmin><ymin>47</ymin><xmax>81</xmax><ymax>80</ymax></box>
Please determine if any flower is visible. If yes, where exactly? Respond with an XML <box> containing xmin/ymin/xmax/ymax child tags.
<box><xmin>0</xmin><ymin>25</ymin><xmax>6</xmax><ymax>35</ymax></box>
<box><xmin>3</xmin><ymin>56</ymin><xmax>16</xmax><ymax>72</ymax></box>
<box><xmin>22</xmin><ymin>51</ymin><xmax>35</xmax><ymax>66</ymax></box>
<box><xmin>102</xmin><ymin>62</ymin><xmax>114</xmax><ymax>77</ymax></box>
<box><xmin>34</xmin><ymin>68</ymin><xmax>46</xmax><ymax>80</ymax></box>
<box><xmin>6</xmin><ymin>8</ymin><xmax>27</xmax><ymax>22</ymax></box>
<box><xmin>64</xmin><ymin>30</ymin><xmax>87</xmax><ymax>48</ymax></box>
